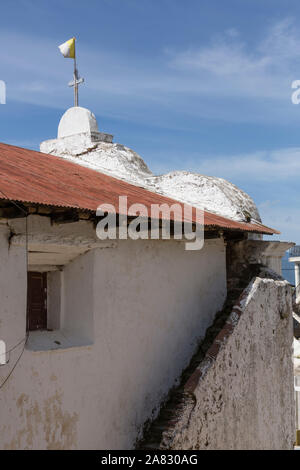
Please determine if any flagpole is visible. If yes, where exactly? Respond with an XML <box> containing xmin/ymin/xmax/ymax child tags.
<box><xmin>73</xmin><ymin>40</ymin><xmax>78</xmax><ymax>107</ymax></box>
<box><xmin>61</xmin><ymin>37</ymin><xmax>84</xmax><ymax>105</ymax></box>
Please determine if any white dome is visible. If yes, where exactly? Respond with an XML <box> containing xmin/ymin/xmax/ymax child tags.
<box><xmin>147</xmin><ymin>171</ymin><xmax>261</xmax><ymax>223</ymax></box>
<box><xmin>40</xmin><ymin>138</ymin><xmax>153</xmax><ymax>185</ymax></box>
<box><xmin>42</xmin><ymin>106</ymin><xmax>262</xmax><ymax>225</ymax></box>
<box><xmin>58</xmin><ymin>107</ymin><xmax>99</xmax><ymax>138</ymax></box>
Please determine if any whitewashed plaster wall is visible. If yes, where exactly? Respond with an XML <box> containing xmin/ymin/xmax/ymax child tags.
<box><xmin>0</xmin><ymin>226</ymin><xmax>227</xmax><ymax>449</ymax></box>
<box><xmin>0</xmin><ymin>222</ymin><xmax>27</xmax><ymax>350</ymax></box>
<box><xmin>157</xmin><ymin>276</ymin><xmax>295</xmax><ymax>450</ymax></box>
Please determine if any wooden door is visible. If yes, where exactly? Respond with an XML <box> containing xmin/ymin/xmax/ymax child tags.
<box><xmin>27</xmin><ymin>272</ymin><xmax>47</xmax><ymax>331</ymax></box>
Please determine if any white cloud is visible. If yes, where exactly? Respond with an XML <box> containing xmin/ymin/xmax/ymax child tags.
<box><xmin>259</xmin><ymin>17</ymin><xmax>300</xmax><ymax>61</ymax></box>
<box><xmin>197</xmin><ymin>147</ymin><xmax>300</xmax><ymax>182</ymax></box>
<box><xmin>151</xmin><ymin>146</ymin><xmax>300</xmax><ymax>183</ymax></box>
<box><xmin>167</xmin><ymin>18</ymin><xmax>300</xmax><ymax>101</ymax></box>
<box><xmin>169</xmin><ymin>43</ymin><xmax>269</xmax><ymax>76</ymax></box>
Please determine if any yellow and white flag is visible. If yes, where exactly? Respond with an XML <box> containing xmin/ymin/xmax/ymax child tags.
<box><xmin>58</xmin><ymin>37</ymin><xmax>76</xmax><ymax>59</ymax></box>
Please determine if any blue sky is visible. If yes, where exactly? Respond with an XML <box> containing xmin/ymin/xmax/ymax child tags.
<box><xmin>0</xmin><ymin>0</ymin><xmax>300</xmax><ymax>244</ymax></box>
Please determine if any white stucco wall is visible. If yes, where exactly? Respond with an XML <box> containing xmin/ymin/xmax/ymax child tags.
<box><xmin>0</xmin><ymin>222</ymin><xmax>27</xmax><ymax>351</ymax></box>
<box><xmin>157</xmin><ymin>275</ymin><xmax>295</xmax><ymax>450</ymax></box>
<box><xmin>0</xmin><ymin>225</ymin><xmax>226</xmax><ymax>449</ymax></box>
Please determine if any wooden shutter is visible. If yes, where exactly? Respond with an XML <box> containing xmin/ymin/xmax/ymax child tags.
<box><xmin>27</xmin><ymin>272</ymin><xmax>47</xmax><ymax>331</ymax></box>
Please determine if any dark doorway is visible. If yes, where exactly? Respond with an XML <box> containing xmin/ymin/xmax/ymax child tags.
<box><xmin>27</xmin><ymin>272</ymin><xmax>47</xmax><ymax>331</ymax></box>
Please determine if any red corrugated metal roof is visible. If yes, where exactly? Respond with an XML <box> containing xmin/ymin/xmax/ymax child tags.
<box><xmin>0</xmin><ymin>142</ymin><xmax>278</xmax><ymax>235</ymax></box>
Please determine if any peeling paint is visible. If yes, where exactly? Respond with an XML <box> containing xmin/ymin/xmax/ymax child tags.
<box><xmin>6</xmin><ymin>391</ymin><xmax>78</xmax><ymax>450</ymax></box>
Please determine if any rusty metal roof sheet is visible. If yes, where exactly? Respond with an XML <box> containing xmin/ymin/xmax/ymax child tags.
<box><xmin>0</xmin><ymin>143</ymin><xmax>278</xmax><ymax>235</ymax></box>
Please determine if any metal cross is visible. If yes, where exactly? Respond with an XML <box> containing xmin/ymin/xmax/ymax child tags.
<box><xmin>68</xmin><ymin>58</ymin><xmax>84</xmax><ymax>107</ymax></box>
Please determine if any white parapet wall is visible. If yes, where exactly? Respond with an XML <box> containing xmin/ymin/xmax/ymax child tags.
<box><xmin>151</xmin><ymin>273</ymin><xmax>295</xmax><ymax>450</ymax></box>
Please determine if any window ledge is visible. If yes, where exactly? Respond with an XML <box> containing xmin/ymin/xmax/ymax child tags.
<box><xmin>26</xmin><ymin>330</ymin><xmax>93</xmax><ymax>352</ymax></box>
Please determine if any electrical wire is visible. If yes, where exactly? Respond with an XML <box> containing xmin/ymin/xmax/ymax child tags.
<box><xmin>0</xmin><ymin>336</ymin><xmax>27</xmax><ymax>359</ymax></box>
<box><xmin>0</xmin><ymin>187</ymin><xmax>29</xmax><ymax>389</ymax></box>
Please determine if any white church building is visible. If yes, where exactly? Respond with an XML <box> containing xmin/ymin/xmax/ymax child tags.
<box><xmin>0</xmin><ymin>107</ymin><xmax>295</xmax><ymax>449</ymax></box>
